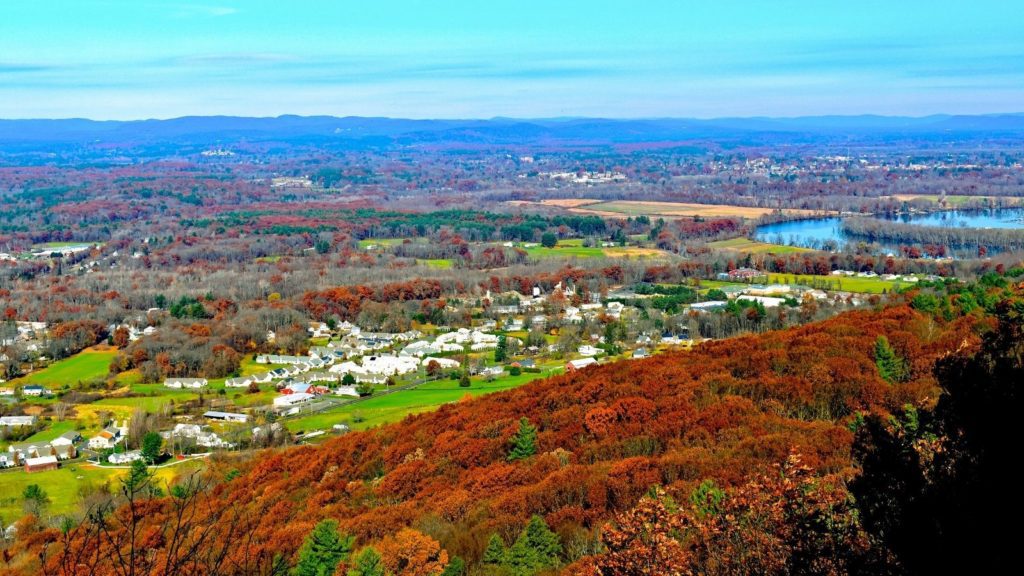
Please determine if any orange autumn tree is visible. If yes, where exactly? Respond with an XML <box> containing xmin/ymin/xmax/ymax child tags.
<box><xmin>595</xmin><ymin>454</ymin><xmax>873</xmax><ymax>576</ymax></box>
<box><xmin>595</xmin><ymin>488</ymin><xmax>690</xmax><ymax>576</ymax></box>
<box><xmin>376</xmin><ymin>528</ymin><xmax>449</xmax><ymax>576</ymax></box>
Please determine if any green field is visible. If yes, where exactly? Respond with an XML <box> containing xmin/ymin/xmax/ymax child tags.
<box><xmin>767</xmin><ymin>273</ymin><xmax>911</xmax><ymax>294</ymax></box>
<box><xmin>285</xmin><ymin>366</ymin><xmax>563</xmax><ymax>434</ymax></box>
<box><xmin>0</xmin><ymin>460</ymin><xmax>204</xmax><ymax>521</ymax></box>
<box><xmin>12</xmin><ymin>348</ymin><xmax>117</xmax><ymax>387</ymax></box>
<box><xmin>419</xmin><ymin>258</ymin><xmax>454</xmax><ymax>269</ymax></box>
<box><xmin>523</xmin><ymin>244</ymin><xmax>606</xmax><ymax>259</ymax></box>
<box><xmin>23</xmin><ymin>420</ymin><xmax>79</xmax><ymax>443</ymax></box>
<box><xmin>708</xmin><ymin>237</ymin><xmax>813</xmax><ymax>254</ymax></box>
<box><xmin>358</xmin><ymin>238</ymin><xmax>417</xmax><ymax>249</ymax></box>
<box><xmin>520</xmin><ymin>238</ymin><xmax>665</xmax><ymax>260</ymax></box>
<box><xmin>34</xmin><ymin>241</ymin><xmax>100</xmax><ymax>250</ymax></box>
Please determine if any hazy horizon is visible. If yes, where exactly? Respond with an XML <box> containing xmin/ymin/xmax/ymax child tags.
<box><xmin>4</xmin><ymin>111</ymin><xmax>1024</xmax><ymax>123</ymax></box>
<box><xmin>2</xmin><ymin>1</ymin><xmax>1022</xmax><ymax>120</ymax></box>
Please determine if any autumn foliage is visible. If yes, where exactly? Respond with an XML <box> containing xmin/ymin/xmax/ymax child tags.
<box><xmin>0</xmin><ymin>305</ymin><xmax>981</xmax><ymax>575</ymax></box>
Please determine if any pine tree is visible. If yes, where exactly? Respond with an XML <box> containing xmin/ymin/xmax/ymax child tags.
<box><xmin>347</xmin><ymin>547</ymin><xmax>385</xmax><ymax>576</ymax></box>
<box><xmin>293</xmin><ymin>519</ymin><xmax>354</xmax><ymax>576</ymax></box>
<box><xmin>507</xmin><ymin>418</ymin><xmax>537</xmax><ymax>461</ymax></box>
<box><xmin>459</xmin><ymin>371</ymin><xmax>471</xmax><ymax>388</ymax></box>
<box><xmin>495</xmin><ymin>335</ymin><xmax>508</xmax><ymax>363</ymax></box>
<box><xmin>141</xmin><ymin>431</ymin><xmax>163</xmax><ymax>464</ymax></box>
<box><xmin>505</xmin><ymin>536</ymin><xmax>537</xmax><ymax>575</ymax></box>
<box><xmin>482</xmin><ymin>534</ymin><xmax>507</xmax><ymax>565</ymax></box>
<box><xmin>875</xmin><ymin>335</ymin><xmax>907</xmax><ymax>383</ymax></box>
<box><xmin>521</xmin><ymin>515</ymin><xmax>562</xmax><ymax>568</ymax></box>
<box><xmin>440</xmin><ymin>556</ymin><xmax>465</xmax><ymax>576</ymax></box>
<box><xmin>123</xmin><ymin>459</ymin><xmax>152</xmax><ymax>497</ymax></box>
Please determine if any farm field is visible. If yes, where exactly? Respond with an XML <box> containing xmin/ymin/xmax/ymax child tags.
<box><xmin>567</xmin><ymin>200</ymin><xmax>820</xmax><ymax>220</ymax></box>
<box><xmin>521</xmin><ymin>238</ymin><xmax>670</xmax><ymax>260</ymax></box>
<box><xmin>358</xmin><ymin>237</ymin><xmax>420</xmax><ymax>249</ymax></box>
<box><xmin>707</xmin><ymin>237</ymin><xmax>814</xmax><ymax>254</ymax></box>
<box><xmin>285</xmin><ymin>365</ymin><xmax>564</xmax><ymax>434</ymax></box>
<box><xmin>767</xmin><ymin>273</ymin><xmax>911</xmax><ymax>294</ymax></box>
<box><xmin>10</xmin><ymin>347</ymin><xmax>117</xmax><ymax>387</ymax></box>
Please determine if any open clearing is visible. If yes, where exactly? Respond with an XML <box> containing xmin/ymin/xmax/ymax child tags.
<box><xmin>537</xmin><ymin>198</ymin><xmax>602</xmax><ymax>208</ymax></box>
<box><xmin>286</xmin><ymin>366</ymin><xmax>564</xmax><ymax>434</ymax></box>
<box><xmin>568</xmin><ymin>201</ymin><xmax>821</xmax><ymax>220</ymax></box>
<box><xmin>507</xmin><ymin>198</ymin><xmax>601</xmax><ymax>208</ymax></box>
<box><xmin>767</xmin><ymin>273</ymin><xmax>911</xmax><ymax>294</ymax></box>
<box><xmin>521</xmin><ymin>240</ymin><xmax>669</xmax><ymax>260</ymax></box>
<box><xmin>888</xmin><ymin>194</ymin><xmax>1019</xmax><ymax>206</ymax></box>
<box><xmin>11</xmin><ymin>347</ymin><xmax>117</xmax><ymax>387</ymax></box>
<box><xmin>708</xmin><ymin>237</ymin><xmax>814</xmax><ymax>254</ymax></box>
<box><xmin>0</xmin><ymin>459</ymin><xmax>203</xmax><ymax>520</ymax></box>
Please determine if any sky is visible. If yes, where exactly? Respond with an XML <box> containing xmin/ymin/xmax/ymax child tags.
<box><xmin>1</xmin><ymin>0</ymin><xmax>1023</xmax><ymax>120</ymax></box>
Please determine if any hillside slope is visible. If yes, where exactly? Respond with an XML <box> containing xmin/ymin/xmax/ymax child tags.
<box><xmin>1</xmin><ymin>305</ymin><xmax>981</xmax><ymax>575</ymax></box>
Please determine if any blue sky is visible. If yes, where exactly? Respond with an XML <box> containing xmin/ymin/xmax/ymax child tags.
<box><xmin>1</xmin><ymin>0</ymin><xmax>1022</xmax><ymax>119</ymax></box>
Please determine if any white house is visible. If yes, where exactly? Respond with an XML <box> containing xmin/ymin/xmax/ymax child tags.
<box><xmin>88</xmin><ymin>426</ymin><xmax>124</xmax><ymax>450</ymax></box>
<box><xmin>334</xmin><ymin>385</ymin><xmax>361</xmax><ymax>397</ymax></box>
<box><xmin>578</xmin><ymin>345</ymin><xmax>599</xmax><ymax>357</ymax></box>
<box><xmin>49</xmin><ymin>431</ymin><xmax>82</xmax><ymax>447</ymax></box>
<box><xmin>164</xmin><ymin>423</ymin><xmax>229</xmax><ymax>448</ymax></box>
<box><xmin>606</xmin><ymin>301</ymin><xmax>625</xmax><ymax>318</ymax></box>
<box><xmin>421</xmin><ymin>357</ymin><xmax>460</xmax><ymax>370</ymax></box>
<box><xmin>225</xmin><ymin>376</ymin><xmax>253</xmax><ymax>388</ymax></box>
<box><xmin>164</xmin><ymin>377</ymin><xmax>208</xmax><ymax>389</ymax></box>
<box><xmin>0</xmin><ymin>415</ymin><xmax>36</xmax><ymax>427</ymax></box>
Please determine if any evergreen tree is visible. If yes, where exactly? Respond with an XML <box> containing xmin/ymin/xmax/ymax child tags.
<box><xmin>505</xmin><ymin>536</ymin><xmax>537</xmax><ymax>575</ymax></box>
<box><xmin>341</xmin><ymin>373</ymin><xmax>356</xmax><ymax>387</ymax></box>
<box><xmin>459</xmin><ymin>371</ymin><xmax>471</xmax><ymax>388</ymax></box>
<box><xmin>440</xmin><ymin>556</ymin><xmax>465</xmax><ymax>576</ymax></box>
<box><xmin>494</xmin><ymin>335</ymin><xmax>508</xmax><ymax>363</ymax></box>
<box><xmin>690</xmin><ymin>479</ymin><xmax>725</xmax><ymax>517</ymax></box>
<box><xmin>293</xmin><ymin>519</ymin><xmax>354</xmax><ymax>576</ymax></box>
<box><xmin>347</xmin><ymin>547</ymin><xmax>384</xmax><ymax>576</ymax></box>
<box><xmin>874</xmin><ymin>335</ymin><xmax>907</xmax><ymax>383</ymax></box>
<box><xmin>141</xmin><ymin>431</ymin><xmax>163</xmax><ymax>464</ymax></box>
<box><xmin>482</xmin><ymin>534</ymin><xmax>507</xmax><ymax>565</ymax></box>
<box><xmin>123</xmin><ymin>459</ymin><xmax>152</xmax><ymax>497</ymax></box>
<box><xmin>22</xmin><ymin>484</ymin><xmax>49</xmax><ymax>516</ymax></box>
<box><xmin>520</xmin><ymin>515</ymin><xmax>562</xmax><ymax>568</ymax></box>
<box><xmin>507</xmin><ymin>418</ymin><xmax>538</xmax><ymax>461</ymax></box>
<box><xmin>603</xmin><ymin>323</ymin><xmax>621</xmax><ymax>355</ymax></box>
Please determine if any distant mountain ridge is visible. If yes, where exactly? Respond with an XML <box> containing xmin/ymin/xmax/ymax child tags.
<box><xmin>2</xmin><ymin>113</ymin><xmax>1024</xmax><ymax>148</ymax></box>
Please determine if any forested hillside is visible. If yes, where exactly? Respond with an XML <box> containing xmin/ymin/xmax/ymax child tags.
<box><xmin>4</xmin><ymin>287</ymin><xmax>1021</xmax><ymax>575</ymax></box>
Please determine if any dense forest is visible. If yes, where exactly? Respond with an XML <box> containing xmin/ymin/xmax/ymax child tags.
<box><xmin>3</xmin><ymin>276</ymin><xmax>1021</xmax><ymax>574</ymax></box>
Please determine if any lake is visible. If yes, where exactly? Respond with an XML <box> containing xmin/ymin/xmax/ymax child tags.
<box><xmin>754</xmin><ymin>208</ymin><xmax>1024</xmax><ymax>254</ymax></box>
